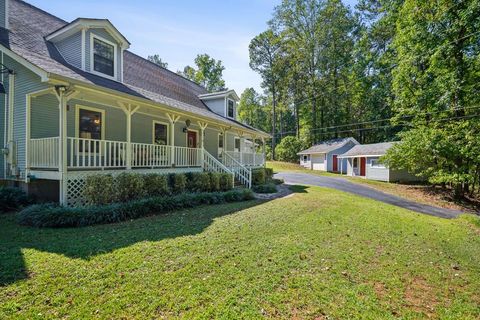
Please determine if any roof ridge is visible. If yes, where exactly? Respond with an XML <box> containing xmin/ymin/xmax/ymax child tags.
<box><xmin>16</xmin><ymin>0</ymin><xmax>68</xmax><ymax>24</ymax></box>
<box><xmin>125</xmin><ymin>50</ymin><xmax>208</xmax><ymax>93</ymax></box>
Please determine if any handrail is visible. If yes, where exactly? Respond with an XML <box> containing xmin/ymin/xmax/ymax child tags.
<box><xmin>222</xmin><ymin>151</ymin><xmax>252</xmax><ymax>188</ymax></box>
<box><xmin>203</xmin><ymin>150</ymin><xmax>235</xmax><ymax>186</ymax></box>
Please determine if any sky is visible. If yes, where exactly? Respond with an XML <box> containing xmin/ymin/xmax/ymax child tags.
<box><xmin>28</xmin><ymin>0</ymin><xmax>358</xmax><ymax>94</ymax></box>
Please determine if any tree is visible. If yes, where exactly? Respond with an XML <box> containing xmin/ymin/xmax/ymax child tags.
<box><xmin>249</xmin><ymin>29</ymin><xmax>283</xmax><ymax>160</ymax></box>
<box><xmin>147</xmin><ymin>54</ymin><xmax>168</xmax><ymax>68</ymax></box>
<box><xmin>275</xmin><ymin>136</ymin><xmax>303</xmax><ymax>163</ymax></box>
<box><xmin>179</xmin><ymin>54</ymin><xmax>226</xmax><ymax>92</ymax></box>
<box><xmin>238</xmin><ymin>88</ymin><xmax>267</xmax><ymax>130</ymax></box>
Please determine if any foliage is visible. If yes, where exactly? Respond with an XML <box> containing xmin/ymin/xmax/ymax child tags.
<box><xmin>271</xmin><ymin>178</ymin><xmax>284</xmax><ymax>185</ymax></box>
<box><xmin>178</xmin><ymin>54</ymin><xmax>226</xmax><ymax>92</ymax></box>
<box><xmin>219</xmin><ymin>173</ymin><xmax>234</xmax><ymax>191</ymax></box>
<box><xmin>115</xmin><ymin>173</ymin><xmax>145</xmax><ymax>203</ymax></box>
<box><xmin>84</xmin><ymin>174</ymin><xmax>115</xmax><ymax>205</ymax></box>
<box><xmin>147</xmin><ymin>54</ymin><xmax>168</xmax><ymax>68</ymax></box>
<box><xmin>17</xmin><ymin>189</ymin><xmax>255</xmax><ymax>228</ymax></box>
<box><xmin>253</xmin><ymin>183</ymin><xmax>278</xmax><ymax>194</ymax></box>
<box><xmin>265</xmin><ymin>167</ymin><xmax>274</xmax><ymax>179</ymax></box>
<box><xmin>143</xmin><ymin>174</ymin><xmax>170</xmax><ymax>197</ymax></box>
<box><xmin>170</xmin><ymin>173</ymin><xmax>187</xmax><ymax>194</ymax></box>
<box><xmin>252</xmin><ymin>168</ymin><xmax>267</xmax><ymax>186</ymax></box>
<box><xmin>0</xmin><ymin>187</ymin><xmax>29</xmax><ymax>213</ymax></box>
<box><xmin>187</xmin><ymin>172</ymin><xmax>211</xmax><ymax>193</ymax></box>
<box><xmin>209</xmin><ymin>172</ymin><xmax>221</xmax><ymax>192</ymax></box>
<box><xmin>275</xmin><ymin>136</ymin><xmax>303</xmax><ymax>163</ymax></box>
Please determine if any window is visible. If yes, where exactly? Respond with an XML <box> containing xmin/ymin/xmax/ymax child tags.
<box><xmin>234</xmin><ymin>137</ymin><xmax>241</xmax><ymax>152</ymax></box>
<box><xmin>371</xmin><ymin>159</ymin><xmax>386</xmax><ymax>168</ymax></box>
<box><xmin>303</xmin><ymin>155</ymin><xmax>309</xmax><ymax>162</ymax></box>
<box><xmin>227</xmin><ymin>99</ymin><xmax>235</xmax><ymax>118</ymax></box>
<box><xmin>78</xmin><ymin>107</ymin><xmax>103</xmax><ymax>140</ymax></box>
<box><xmin>153</xmin><ymin>121</ymin><xmax>168</xmax><ymax>145</ymax></box>
<box><xmin>93</xmin><ymin>37</ymin><xmax>115</xmax><ymax>77</ymax></box>
<box><xmin>218</xmin><ymin>134</ymin><xmax>224</xmax><ymax>149</ymax></box>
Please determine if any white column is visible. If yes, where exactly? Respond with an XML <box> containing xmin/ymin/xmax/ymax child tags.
<box><xmin>262</xmin><ymin>137</ymin><xmax>266</xmax><ymax>165</ymax></box>
<box><xmin>167</xmin><ymin>114</ymin><xmax>180</xmax><ymax>166</ymax></box>
<box><xmin>57</xmin><ymin>87</ymin><xmax>67</xmax><ymax>205</ymax></box>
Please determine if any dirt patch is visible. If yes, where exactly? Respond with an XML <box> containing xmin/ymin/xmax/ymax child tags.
<box><xmin>374</xmin><ymin>282</ymin><xmax>388</xmax><ymax>300</ymax></box>
<box><xmin>403</xmin><ymin>277</ymin><xmax>439</xmax><ymax>317</ymax></box>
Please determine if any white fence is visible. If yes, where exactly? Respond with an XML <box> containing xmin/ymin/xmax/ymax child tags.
<box><xmin>29</xmin><ymin>137</ymin><xmax>59</xmax><ymax>169</ymax></box>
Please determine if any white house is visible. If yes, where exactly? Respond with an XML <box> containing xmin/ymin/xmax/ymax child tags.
<box><xmin>338</xmin><ymin>142</ymin><xmax>419</xmax><ymax>182</ymax></box>
<box><xmin>297</xmin><ymin>138</ymin><xmax>358</xmax><ymax>173</ymax></box>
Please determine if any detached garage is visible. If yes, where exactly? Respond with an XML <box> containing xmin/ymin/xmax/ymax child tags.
<box><xmin>338</xmin><ymin>142</ymin><xmax>419</xmax><ymax>182</ymax></box>
<box><xmin>298</xmin><ymin>138</ymin><xmax>358</xmax><ymax>173</ymax></box>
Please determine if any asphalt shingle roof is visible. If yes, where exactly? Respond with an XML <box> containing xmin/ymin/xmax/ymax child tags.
<box><xmin>2</xmin><ymin>0</ymin><xmax>267</xmax><ymax>135</ymax></box>
<box><xmin>298</xmin><ymin>138</ymin><xmax>358</xmax><ymax>155</ymax></box>
<box><xmin>339</xmin><ymin>142</ymin><xmax>395</xmax><ymax>157</ymax></box>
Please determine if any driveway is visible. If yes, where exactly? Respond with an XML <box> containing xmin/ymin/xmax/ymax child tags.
<box><xmin>275</xmin><ymin>172</ymin><xmax>463</xmax><ymax>219</ymax></box>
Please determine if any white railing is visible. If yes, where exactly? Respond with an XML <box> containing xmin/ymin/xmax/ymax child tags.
<box><xmin>203</xmin><ymin>150</ymin><xmax>234</xmax><ymax>177</ymax></box>
<box><xmin>174</xmin><ymin>146</ymin><xmax>202</xmax><ymax>167</ymax></box>
<box><xmin>132</xmin><ymin>143</ymin><xmax>170</xmax><ymax>168</ymax></box>
<box><xmin>68</xmin><ymin>137</ymin><xmax>127</xmax><ymax>169</ymax></box>
<box><xmin>225</xmin><ymin>151</ymin><xmax>265</xmax><ymax>167</ymax></box>
<box><xmin>222</xmin><ymin>151</ymin><xmax>252</xmax><ymax>188</ymax></box>
<box><xmin>29</xmin><ymin>137</ymin><xmax>59</xmax><ymax>169</ymax></box>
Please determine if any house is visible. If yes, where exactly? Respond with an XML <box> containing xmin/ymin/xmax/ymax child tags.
<box><xmin>0</xmin><ymin>0</ymin><xmax>269</xmax><ymax>205</ymax></box>
<box><xmin>297</xmin><ymin>138</ymin><xmax>358</xmax><ymax>173</ymax></box>
<box><xmin>338</xmin><ymin>142</ymin><xmax>418</xmax><ymax>182</ymax></box>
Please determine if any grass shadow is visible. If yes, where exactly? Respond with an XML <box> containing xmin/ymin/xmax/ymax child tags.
<box><xmin>0</xmin><ymin>200</ymin><xmax>262</xmax><ymax>286</ymax></box>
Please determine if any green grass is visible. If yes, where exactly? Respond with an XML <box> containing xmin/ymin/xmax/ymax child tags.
<box><xmin>2</xmin><ymin>187</ymin><xmax>480</xmax><ymax>319</ymax></box>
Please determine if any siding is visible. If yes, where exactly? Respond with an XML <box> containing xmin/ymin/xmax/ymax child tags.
<box><xmin>366</xmin><ymin>157</ymin><xmax>390</xmax><ymax>182</ymax></box>
<box><xmin>0</xmin><ymin>0</ymin><xmax>6</xmax><ymax>29</ymax></box>
<box><xmin>389</xmin><ymin>168</ymin><xmax>420</xmax><ymax>183</ymax></box>
<box><xmin>203</xmin><ymin>97</ymin><xmax>225</xmax><ymax>117</ymax></box>
<box><xmin>55</xmin><ymin>32</ymin><xmax>83</xmax><ymax>69</ymax></box>
<box><xmin>0</xmin><ymin>75</ymin><xmax>4</xmax><ymax>178</ymax></box>
<box><xmin>30</xmin><ymin>93</ymin><xmax>58</xmax><ymax>138</ymax></box>
<box><xmin>85</xmin><ymin>28</ymin><xmax>123</xmax><ymax>82</ymax></box>
<box><xmin>326</xmin><ymin>141</ymin><xmax>357</xmax><ymax>173</ymax></box>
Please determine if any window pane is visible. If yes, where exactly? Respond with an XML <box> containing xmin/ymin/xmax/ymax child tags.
<box><xmin>154</xmin><ymin>123</ymin><xmax>168</xmax><ymax>145</ymax></box>
<box><xmin>218</xmin><ymin>134</ymin><xmax>223</xmax><ymax>148</ymax></box>
<box><xmin>79</xmin><ymin>109</ymin><xmax>102</xmax><ymax>140</ymax></box>
<box><xmin>235</xmin><ymin>138</ymin><xmax>240</xmax><ymax>150</ymax></box>
<box><xmin>228</xmin><ymin>100</ymin><xmax>234</xmax><ymax>118</ymax></box>
<box><xmin>94</xmin><ymin>38</ymin><xmax>114</xmax><ymax>76</ymax></box>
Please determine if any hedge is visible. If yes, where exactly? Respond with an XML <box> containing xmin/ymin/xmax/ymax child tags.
<box><xmin>17</xmin><ymin>189</ymin><xmax>256</xmax><ymax>228</ymax></box>
<box><xmin>0</xmin><ymin>187</ymin><xmax>30</xmax><ymax>213</ymax></box>
<box><xmin>253</xmin><ymin>183</ymin><xmax>278</xmax><ymax>194</ymax></box>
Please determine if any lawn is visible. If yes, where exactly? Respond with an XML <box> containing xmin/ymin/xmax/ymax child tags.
<box><xmin>2</xmin><ymin>187</ymin><xmax>480</xmax><ymax>319</ymax></box>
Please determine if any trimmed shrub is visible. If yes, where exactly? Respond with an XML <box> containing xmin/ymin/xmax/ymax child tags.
<box><xmin>253</xmin><ymin>183</ymin><xmax>277</xmax><ymax>194</ymax></box>
<box><xmin>143</xmin><ymin>174</ymin><xmax>169</xmax><ymax>197</ymax></box>
<box><xmin>116</xmin><ymin>173</ymin><xmax>145</xmax><ymax>202</ymax></box>
<box><xmin>84</xmin><ymin>174</ymin><xmax>115</xmax><ymax>205</ymax></box>
<box><xmin>170</xmin><ymin>173</ymin><xmax>187</xmax><ymax>194</ymax></box>
<box><xmin>270</xmin><ymin>178</ymin><xmax>284</xmax><ymax>185</ymax></box>
<box><xmin>265</xmin><ymin>168</ymin><xmax>274</xmax><ymax>179</ymax></box>
<box><xmin>187</xmin><ymin>172</ymin><xmax>211</xmax><ymax>192</ymax></box>
<box><xmin>209</xmin><ymin>172</ymin><xmax>221</xmax><ymax>192</ymax></box>
<box><xmin>17</xmin><ymin>189</ymin><xmax>256</xmax><ymax>228</ymax></box>
<box><xmin>219</xmin><ymin>173</ymin><xmax>234</xmax><ymax>191</ymax></box>
<box><xmin>252</xmin><ymin>168</ymin><xmax>266</xmax><ymax>186</ymax></box>
<box><xmin>0</xmin><ymin>187</ymin><xmax>29</xmax><ymax>213</ymax></box>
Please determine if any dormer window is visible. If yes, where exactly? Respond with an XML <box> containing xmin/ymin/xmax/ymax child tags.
<box><xmin>91</xmin><ymin>36</ymin><xmax>116</xmax><ymax>78</ymax></box>
<box><xmin>227</xmin><ymin>99</ymin><xmax>235</xmax><ymax>119</ymax></box>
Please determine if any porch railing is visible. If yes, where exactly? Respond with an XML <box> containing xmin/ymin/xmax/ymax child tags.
<box><xmin>68</xmin><ymin>137</ymin><xmax>127</xmax><ymax>169</ymax></box>
<box><xmin>30</xmin><ymin>137</ymin><xmax>59</xmax><ymax>169</ymax></box>
<box><xmin>222</xmin><ymin>151</ymin><xmax>252</xmax><ymax>188</ymax></box>
<box><xmin>225</xmin><ymin>151</ymin><xmax>265</xmax><ymax>167</ymax></box>
<box><xmin>131</xmin><ymin>143</ymin><xmax>170</xmax><ymax>168</ymax></box>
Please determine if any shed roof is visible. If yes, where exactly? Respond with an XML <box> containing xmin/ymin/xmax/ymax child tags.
<box><xmin>297</xmin><ymin>137</ymin><xmax>358</xmax><ymax>155</ymax></box>
<box><xmin>338</xmin><ymin>142</ymin><xmax>395</xmax><ymax>158</ymax></box>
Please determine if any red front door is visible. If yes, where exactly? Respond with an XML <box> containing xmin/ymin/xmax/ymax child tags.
<box><xmin>187</xmin><ymin>131</ymin><xmax>197</xmax><ymax>148</ymax></box>
<box><xmin>332</xmin><ymin>155</ymin><xmax>338</xmax><ymax>172</ymax></box>
<box><xmin>360</xmin><ymin>157</ymin><xmax>366</xmax><ymax>176</ymax></box>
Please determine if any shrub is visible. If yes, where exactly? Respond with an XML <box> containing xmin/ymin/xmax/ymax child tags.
<box><xmin>265</xmin><ymin>168</ymin><xmax>274</xmax><ymax>179</ymax></box>
<box><xmin>187</xmin><ymin>172</ymin><xmax>211</xmax><ymax>192</ymax></box>
<box><xmin>84</xmin><ymin>174</ymin><xmax>115</xmax><ymax>205</ymax></box>
<box><xmin>17</xmin><ymin>189</ymin><xmax>256</xmax><ymax>228</ymax></box>
<box><xmin>209</xmin><ymin>172</ymin><xmax>221</xmax><ymax>192</ymax></box>
<box><xmin>219</xmin><ymin>173</ymin><xmax>234</xmax><ymax>191</ymax></box>
<box><xmin>143</xmin><ymin>174</ymin><xmax>169</xmax><ymax>197</ymax></box>
<box><xmin>0</xmin><ymin>187</ymin><xmax>29</xmax><ymax>213</ymax></box>
<box><xmin>170</xmin><ymin>173</ymin><xmax>187</xmax><ymax>194</ymax></box>
<box><xmin>116</xmin><ymin>173</ymin><xmax>145</xmax><ymax>202</ymax></box>
<box><xmin>270</xmin><ymin>178</ymin><xmax>284</xmax><ymax>185</ymax></box>
<box><xmin>275</xmin><ymin>136</ymin><xmax>303</xmax><ymax>163</ymax></box>
<box><xmin>252</xmin><ymin>168</ymin><xmax>266</xmax><ymax>186</ymax></box>
<box><xmin>253</xmin><ymin>183</ymin><xmax>277</xmax><ymax>194</ymax></box>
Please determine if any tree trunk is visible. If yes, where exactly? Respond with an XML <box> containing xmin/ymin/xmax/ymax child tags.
<box><xmin>271</xmin><ymin>83</ymin><xmax>277</xmax><ymax>160</ymax></box>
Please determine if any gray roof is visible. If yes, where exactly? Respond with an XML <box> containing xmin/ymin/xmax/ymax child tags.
<box><xmin>2</xmin><ymin>0</ymin><xmax>268</xmax><ymax>136</ymax></box>
<box><xmin>339</xmin><ymin>142</ymin><xmax>395</xmax><ymax>158</ymax></box>
<box><xmin>297</xmin><ymin>137</ymin><xmax>358</xmax><ymax>155</ymax></box>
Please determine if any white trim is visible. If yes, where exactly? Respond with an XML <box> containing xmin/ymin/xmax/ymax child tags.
<box><xmin>226</xmin><ymin>98</ymin><xmax>236</xmax><ymax>119</ymax></box>
<box><xmin>199</xmin><ymin>89</ymin><xmax>239</xmax><ymax>101</ymax></box>
<box><xmin>186</xmin><ymin>129</ymin><xmax>199</xmax><ymax>148</ymax></box>
<box><xmin>217</xmin><ymin>132</ymin><xmax>224</xmax><ymax>156</ymax></box>
<box><xmin>89</xmin><ymin>33</ymin><xmax>118</xmax><ymax>80</ymax></box>
<box><xmin>338</xmin><ymin>154</ymin><xmax>385</xmax><ymax>159</ymax></box>
<box><xmin>152</xmin><ymin>120</ymin><xmax>169</xmax><ymax>145</ymax></box>
<box><xmin>81</xmin><ymin>28</ymin><xmax>86</xmax><ymax>70</ymax></box>
<box><xmin>0</xmin><ymin>45</ymin><xmax>49</xmax><ymax>82</ymax></box>
<box><xmin>75</xmin><ymin>104</ymin><xmax>106</xmax><ymax>141</ymax></box>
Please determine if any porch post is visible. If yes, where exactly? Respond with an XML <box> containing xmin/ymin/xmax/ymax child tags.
<box><xmin>120</xmin><ymin>103</ymin><xmax>140</xmax><ymax>170</ymax></box>
<box><xmin>252</xmin><ymin>135</ymin><xmax>257</xmax><ymax>167</ymax></box>
<box><xmin>237</xmin><ymin>130</ymin><xmax>245</xmax><ymax>164</ymax></box>
<box><xmin>167</xmin><ymin>113</ymin><xmax>180</xmax><ymax>166</ymax></box>
<box><xmin>262</xmin><ymin>137</ymin><xmax>266</xmax><ymax>165</ymax></box>
<box><xmin>55</xmin><ymin>87</ymin><xmax>67</xmax><ymax>205</ymax></box>
<box><xmin>198</xmin><ymin>121</ymin><xmax>208</xmax><ymax>166</ymax></box>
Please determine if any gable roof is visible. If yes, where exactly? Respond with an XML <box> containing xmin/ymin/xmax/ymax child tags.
<box><xmin>339</xmin><ymin>142</ymin><xmax>395</xmax><ymax>158</ymax></box>
<box><xmin>2</xmin><ymin>0</ymin><xmax>269</xmax><ymax>137</ymax></box>
<box><xmin>199</xmin><ymin>90</ymin><xmax>240</xmax><ymax>101</ymax></box>
<box><xmin>297</xmin><ymin>137</ymin><xmax>359</xmax><ymax>155</ymax></box>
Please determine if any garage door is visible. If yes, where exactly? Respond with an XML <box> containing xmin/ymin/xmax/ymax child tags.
<box><xmin>311</xmin><ymin>154</ymin><xmax>325</xmax><ymax>171</ymax></box>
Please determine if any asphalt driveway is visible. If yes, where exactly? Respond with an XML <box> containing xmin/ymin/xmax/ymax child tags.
<box><xmin>275</xmin><ymin>172</ymin><xmax>463</xmax><ymax>219</ymax></box>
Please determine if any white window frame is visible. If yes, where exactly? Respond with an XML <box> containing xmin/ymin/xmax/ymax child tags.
<box><xmin>90</xmin><ymin>33</ymin><xmax>118</xmax><ymax>80</ymax></box>
<box><xmin>234</xmin><ymin>137</ymin><xmax>241</xmax><ymax>152</ymax></box>
<box><xmin>370</xmin><ymin>159</ymin><xmax>386</xmax><ymax>168</ymax></box>
<box><xmin>226</xmin><ymin>98</ymin><xmax>236</xmax><ymax>119</ymax></box>
<box><xmin>152</xmin><ymin>120</ymin><xmax>169</xmax><ymax>145</ymax></box>
<box><xmin>218</xmin><ymin>133</ymin><xmax>224</xmax><ymax>157</ymax></box>
<box><xmin>75</xmin><ymin>105</ymin><xmax>106</xmax><ymax>155</ymax></box>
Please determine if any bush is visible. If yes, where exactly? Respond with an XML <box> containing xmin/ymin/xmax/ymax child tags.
<box><xmin>17</xmin><ymin>189</ymin><xmax>256</xmax><ymax>228</ymax></box>
<box><xmin>265</xmin><ymin>168</ymin><xmax>274</xmax><ymax>179</ymax></box>
<box><xmin>187</xmin><ymin>172</ymin><xmax>211</xmax><ymax>192</ymax></box>
<box><xmin>252</xmin><ymin>168</ymin><xmax>266</xmax><ymax>186</ymax></box>
<box><xmin>253</xmin><ymin>183</ymin><xmax>277</xmax><ymax>194</ymax></box>
<box><xmin>0</xmin><ymin>187</ymin><xmax>29</xmax><ymax>213</ymax></box>
<box><xmin>84</xmin><ymin>174</ymin><xmax>115</xmax><ymax>205</ymax></box>
<box><xmin>270</xmin><ymin>178</ymin><xmax>284</xmax><ymax>185</ymax></box>
<box><xmin>170</xmin><ymin>173</ymin><xmax>187</xmax><ymax>194</ymax></box>
<box><xmin>209</xmin><ymin>172</ymin><xmax>221</xmax><ymax>192</ymax></box>
<box><xmin>143</xmin><ymin>174</ymin><xmax>169</xmax><ymax>197</ymax></box>
<box><xmin>275</xmin><ymin>136</ymin><xmax>303</xmax><ymax>163</ymax></box>
<box><xmin>219</xmin><ymin>173</ymin><xmax>234</xmax><ymax>191</ymax></box>
<box><xmin>116</xmin><ymin>173</ymin><xmax>145</xmax><ymax>202</ymax></box>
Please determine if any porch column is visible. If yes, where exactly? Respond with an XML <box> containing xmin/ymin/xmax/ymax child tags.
<box><xmin>120</xmin><ymin>103</ymin><xmax>140</xmax><ymax>170</ymax></box>
<box><xmin>220</xmin><ymin>127</ymin><xmax>228</xmax><ymax>158</ymax></box>
<box><xmin>167</xmin><ymin>113</ymin><xmax>180</xmax><ymax>166</ymax></box>
<box><xmin>198</xmin><ymin>121</ymin><xmax>208</xmax><ymax>165</ymax></box>
<box><xmin>237</xmin><ymin>130</ymin><xmax>245</xmax><ymax>164</ymax></box>
<box><xmin>252</xmin><ymin>135</ymin><xmax>257</xmax><ymax>167</ymax></box>
<box><xmin>262</xmin><ymin>137</ymin><xmax>266</xmax><ymax>165</ymax></box>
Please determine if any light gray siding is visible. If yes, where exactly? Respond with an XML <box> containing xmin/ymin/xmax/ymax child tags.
<box><xmin>0</xmin><ymin>0</ymin><xmax>7</xmax><ymax>29</ymax></box>
<box><xmin>326</xmin><ymin>141</ymin><xmax>357</xmax><ymax>173</ymax></box>
<box><xmin>389</xmin><ymin>168</ymin><xmax>420</xmax><ymax>183</ymax></box>
<box><xmin>366</xmin><ymin>157</ymin><xmax>390</xmax><ymax>182</ymax></box>
<box><xmin>30</xmin><ymin>93</ymin><xmax>58</xmax><ymax>138</ymax></box>
<box><xmin>55</xmin><ymin>32</ymin><xmax>83</xmax><ymax>69</ymax></box>
<box><xmin>203</xmin><ymin>97</ymin><xmax>225</xmax><ymax>117</ymax></box>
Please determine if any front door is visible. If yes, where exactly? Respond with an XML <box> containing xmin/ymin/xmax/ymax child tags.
<box><xmin>332</xmin><ymin>155</ymin><xmax>338</xmax><ymax>172</ymax></box>
<box><xmin>187</xmin><ymin>131</ymin><xmax>197</xmax><ymax>148</ymax></box>
<box><xmin>360</xmin><ymin>157</ymin><xmax>366</xmax><ymax>176</ymax></box>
